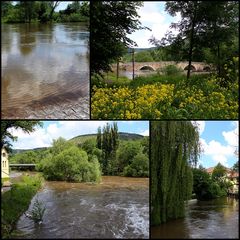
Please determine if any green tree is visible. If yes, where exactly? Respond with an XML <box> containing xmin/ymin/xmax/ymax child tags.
<box><xmin>212</xmin><ymin>163</ymin><xmax>227</xmax><ymax>182</ymax></box>
<box><xmin>232</xmin><ymin>162</ymin><xmax>239</xmax><ymax>172</ymax></box>
<box><xmin>192</xmin><ymin>168</ymin><xmax>224</xmax><ymax>200</ymax></box>
<box><xmin>116</xmin><ymin>141</ymin><xmax>143</xmax><ymax>174</ymax></box>
<box><xmin>81</xmin><ymin>138</ymin><xmax>96</xmax><ymax>155</ymax></box>
<box><xmin>100</xmin><ymin>122</ymin><xmax>119</xmax><ymax>175</ymax></box>
<box><xmin>96</xmin><ymin>126</ymin><xmax>102</xmax><ymax>149</ymax></box>
<box><xmin>41</xmin><ymin>145</ymin><xmax>101</xmax><ymax>183</ymax></box>
<box><xmin>91</xmin><ymin>1</ymin><xmax>145</xmax><ymax>75</ymax></box>
<box><xmin>151</xmin><ymin>121</ymin><xmax>201</xmax><ymax>225</ymax></box>
<box><xmin>123</xmin><ymin>152</ymin><xmax>149</xmax><ymax>177</ymax></box>
<box><xmin>1</xmin><ymin>121</ymin><xmax>42</xmax><ymax>150</ymax></box>
<box><xmin>164</xmin><ymin>1</ymin><xmax>206</xmax><ymax>80</ymax></box>
<box><xmin>200</xmin><ymin>1</ymin><xmax>239</xmax><ymax>77</ymax></box>
<box><xmin>50</xmin><ymin>137</ymin><xmax>74</xmax><ymax>155</ymax></box>
<box><xmin>134</xmin><ymin>51</ymin><xmax>154</xmax><ymax>62</ymax></box>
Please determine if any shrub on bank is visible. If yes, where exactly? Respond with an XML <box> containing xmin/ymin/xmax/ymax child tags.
<box><xmin>123</xmin><ymin>153</ymin><xmax>149</xmax><ymax>177</ymax></box>
<box><xmin>160</xmin><ymin>64</ymin><xmax>183</xmax><ymax>76</ymax></box>
<box><xmin>41</xmin><ymin>146</ymin><xmax>101</xmax><ymax>183</ymax></box>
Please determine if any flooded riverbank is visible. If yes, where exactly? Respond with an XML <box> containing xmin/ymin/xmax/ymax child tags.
<box><xmin>14</xmin><ymin>176</ymin><xmax>149</xmax><ymax>239</ymax></box>
<box><xmin>151</xmin><ymin>197</ymin><xmax>239</xmax><ymax>239</ymax></box>
<box><xmin>2</xmin><ymin>23</ymin><xmax>89</xmax><ymax>119</ymax></box>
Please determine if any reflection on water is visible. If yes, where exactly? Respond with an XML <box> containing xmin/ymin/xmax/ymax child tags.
<box><xmin>15</xmin><ymin>177</ymin><xmax>149</xmax><ymax>239</ymax></box>
<box><xmin>151</xmin><ymin>197</ymin><xmax>239</xmax><ymax>239</ymax></box>
<box><xmin>1</xmin><ymin>23</ymin><xmax>89</xmax><ymax>118</ymax></box>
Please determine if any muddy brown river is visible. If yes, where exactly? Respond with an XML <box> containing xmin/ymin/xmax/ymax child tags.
<box><xmin>1</xmin><ymin>23</ymin><xmax>89</xmax><ymax>119</ymax></box>
<box><xmin>151</xmin><ymin>197</ymin><xmax>239</xmax><ymax>239</ymax></box>
<box><xmin>14</xmin><ymin>176</ymin><xmax>149</xmax><ymax>239</ymax></box>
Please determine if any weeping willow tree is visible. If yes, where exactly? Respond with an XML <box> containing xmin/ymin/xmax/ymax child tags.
<box><xmin>151</xmin><ymin>121</ymin><xmax>201</xmax><ymax>225</ymax></box>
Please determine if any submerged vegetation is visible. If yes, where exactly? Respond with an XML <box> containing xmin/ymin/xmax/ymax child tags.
<box><xmin>151</xmin><ymin>121</ymin><xmax>201</xmax><ymax>225</ymax></box>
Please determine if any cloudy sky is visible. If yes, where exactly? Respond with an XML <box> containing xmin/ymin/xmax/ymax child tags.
<box><xmin>9</xmin><ymin>121</ymin><xmax>149</xmax><ymax>149</ymax></box>
<box><xmin>128</xmin><ymin>1</ymin><xmax>181</xmax><ymax>48</ymax></box>
<box><xmin>195</xmin><ymin>121</ymin><xmax>238</xmax><ymax>169</ymax></box>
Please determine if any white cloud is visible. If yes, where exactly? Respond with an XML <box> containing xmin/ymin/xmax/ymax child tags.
<box><xmin>128</xmin><ymin>2</ymin><xmax>181</xmax><ymax>48</ymax></box>
<box><xmin>139</xmin><ymin>129</ymin><xmax>149</xmax><ymax>136</ymax></box>
<box><xmin>222</xmin><ymin>121</ymin><xmax>238</xmax><ymax>147</ymax></box>
<box><xmin>10</xmin><ymin>121</ymin><xmax>110</xmax><ymax>149</ymax></box>
<box><xmin>200</xmin><ymin>138</ymin><xmax>235</xmax><ymax>167</ymax></box>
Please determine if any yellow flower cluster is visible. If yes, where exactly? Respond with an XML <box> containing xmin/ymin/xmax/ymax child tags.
<box><xmin>176</xmin><ymin>84</ymin><xmax>238</xmax><ymax>119</ymax></box>
<box><xmin>91</xmin><ymin>83</ymin><xmax>174</xmax><ymax>119</ymax></box>
<box><xmin>91</xmin><ymin>74</ymin><xmax>238</xmax><ymax>119</ymax></box>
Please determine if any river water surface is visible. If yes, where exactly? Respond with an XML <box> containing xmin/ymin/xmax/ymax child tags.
<box><xmin>2</xmin><ymin>23</ymin><xmax>89</xmax><ymax>119</ymax></box>
<box><xmin>151</xmin><ymin>197</ymin><xmax>239</xmax><ymax>239</ymax></box>
<box><xmin>15</xmin><ymin>176</ymin><xmax>149</xmax><ymax>239</ymax></box>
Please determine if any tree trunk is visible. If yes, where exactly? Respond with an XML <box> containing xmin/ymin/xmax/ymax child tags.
<box><xmin>116</xmin><ymin>59</ymin><xmax>119</xmax><ymax>80</ymax></box>
<box><xmin>132</xmin><ymin>48</ymin><xmax>135</xmax><ymax>81</ymax></box>
<box><xmin>217</xmin><ymin>44</ymin><xmax>221</xmax><ymax>76</ymax></box>
<box><xmin>187</xmin><ymin>4</ymin><xmax>197</xmax><ymax>81</ymax></box>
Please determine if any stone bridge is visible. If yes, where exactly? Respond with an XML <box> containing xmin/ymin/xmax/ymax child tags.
<box><xmin>112</xmin><ymin>61</ymin><xmax>212</xmax><ymax>72</ymax></box>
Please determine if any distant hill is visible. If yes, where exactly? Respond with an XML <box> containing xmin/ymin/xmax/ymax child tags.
<box><xmin>11</xmin><ymin>132</ymin><xmax>145</xmax><ymax>154</ymax></box>
<box><xmin>11</xmin><ymin>147</ymin><xmax>48</xmax><ymax>155</ymax></box>
<box><xmin>69</xmin><ymin>132</ymin><xmax>144</xmax><ymax>145</ymax></box>
<box><xmin>127</xmin><ymin>47</ymin><xmax>158</xmax><ymax>53</ymax></box>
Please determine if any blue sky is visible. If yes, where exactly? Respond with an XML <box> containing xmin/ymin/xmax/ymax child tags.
<box><xmin>128</xmin><ymin>2</ymin><xmax>181</xmax><ymax>48</ymax></box>
<box><xmin>55</xmin><ymin>1</ymin><xmax>73</xmax><ymax>12</ymax></box>
<box><xmin>10</xmin><ymin>121</ymin><xmax>149</xmax><ymax>149</ymax></box>
<box><xmin>195</xmin><ymin>121</ymin><xmax>238</xmax><ymax>169</ymax></box>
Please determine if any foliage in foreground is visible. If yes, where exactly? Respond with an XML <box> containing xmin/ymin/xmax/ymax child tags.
<box><xmin>151</xmin><ymin>121</ymin><xmax>200</xmax><ymax>225</ymax></box>
<box><xmin>1</xmin><ymin>174</ymin><xmax>43</xmax><ymax>238</ymax></box>
<box><xmin>91</xmin><ymin>70</ymin><xmax>238</xmax><ymax>119</ymax></box>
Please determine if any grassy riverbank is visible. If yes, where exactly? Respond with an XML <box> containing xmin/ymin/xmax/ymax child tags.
<box><xmin>1</xmin><ymin>174</ymin><xmax>44</xmax><ymax>239</ymax></box>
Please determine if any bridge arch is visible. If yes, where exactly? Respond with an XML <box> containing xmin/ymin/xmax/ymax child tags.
<box><xmin>184</xmin><ymin>65</ymin><xmax>196</xmax><ymax>71</ymax></box>
<box><xmin>203</xmin><ymin>66</ymin><xmax>211</xmax><ymax>71</ymax></box>
<box><xmin>139</xmin><ymin>65</ymin><xmax>155</xmax><ymax>71</ymax></box>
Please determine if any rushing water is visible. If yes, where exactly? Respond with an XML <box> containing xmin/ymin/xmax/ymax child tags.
<box><xmin>15</xmin><ymin>176</ymin><xmax>149</xmax><ymax>239</ymax></box>
<box><xmin>1</xmin><ymin>23</ymin><xmax>89</xmax><ymax>118</ymax></box>
<box><xmin>151</xmin><ymin>197</ymin><xmax>239</xmax><ymax>239</ymax></box>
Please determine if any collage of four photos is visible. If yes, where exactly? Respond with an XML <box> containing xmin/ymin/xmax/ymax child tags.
<box><xmin>1</xmin><ymin>1</ymin><xmax>239</xmax><ymax>239</ymax></box>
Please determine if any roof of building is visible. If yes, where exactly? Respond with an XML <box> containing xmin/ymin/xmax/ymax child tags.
<box><xmin>206</xmin><ymin>167</ymin><xmax>214</xmax><ymax>174</ymax></box>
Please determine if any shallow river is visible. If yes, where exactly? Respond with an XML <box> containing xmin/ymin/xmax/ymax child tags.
<box><xmin>151</xmin><ymin>197</ymin><xmax>239</xmax><ymax>239</ymax></box>
<box><xmin>1</xmin><ymin>23</ymin><xmax>89</xmax><ymax>119</ymax></box>
<box><xmin>15</xmin><ymin>176</ymin><xmax>149</xmax><ymax>239</ymax></box>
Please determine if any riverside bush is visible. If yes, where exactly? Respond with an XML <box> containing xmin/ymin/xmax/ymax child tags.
<box><xmin>123</xmin><ymin>153</ymin><xmax>149</xmax><ymax>177</ymax></box>
<box><xmin>41</xmin><ymin>146</ymin><xmax>101</xmax><ymax>183</ymax></box>
<box><xmin>161</xmin><ymin>64</ymin><xmax>183</xmax><ymax>76</ymax></box>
